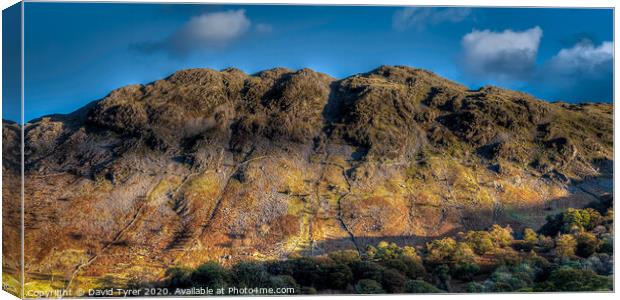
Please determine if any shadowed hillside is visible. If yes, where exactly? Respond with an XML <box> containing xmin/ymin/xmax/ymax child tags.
<box><xmin>2</xmin><ymin>65</ymin><xmax>613</xmax><ymax>295</ymax></box>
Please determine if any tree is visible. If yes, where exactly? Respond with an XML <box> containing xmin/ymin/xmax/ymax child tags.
<box><xmin>191</xmin><ymin>261</ymin><xmax>230</xmax><ymax>289</ymax></box>
<box><xmin>404</xmin><ymin>280</ymin><xmax>442</xmax><ymax>293</ymax></box>
<box><xmin>350</xmin><ymin>261</ymin><xmax>384</xmax><ymax>282</ymax></box>
<box><xmin>354</xmin><ymin>279</ymin><xmax>384</xmax><ymax>294</ymax></box>
<box><xmin>426</xmin><ymin>238</ymin><xmax>479</xmax><ymax>281</ymax></box>
<box><xmin>369</xmin><ymin>241</ymin><xmax>414</xmax><ymax>261</ymax></box>
<box><xmin>290</xmin><ymin>258</ymin><xmax>321</xmax><ymax>287</ymax></box>
<box><xmin>380</xmin><ymin>268</ymin><xmax>407</xmax><ymax>293</ymax></box>
<box><xmin>598</xmin><ymin>235</ymin><xmax>613</xmax><ymax>254</ymax></box>
<box><xmin>365</xmin><ymin>245</ymin><xmax>378</xmax><ymax>260</ymax></box>
<box><xmin>583</xmin><ymin>253</ymin><xmax>613</xmax><ymax>276</ymax></box>
<box><xmin>462</xmin><ymin>231</ymin><xmax>494</xmax><ymax>255</ymax></box>
<box><xmin>320</xmin><ymin>261</ymin><xmax>353</xmax><ymax>290</ymax></box>
<box><xmin>432</xmin><ymin>264</ymin><xmax>452</xmax><ymax>291</ymax></box>
<box><xmin>603</xmin><ymin>208</ymin><xmax>613</xmax><ymax>227</ymax></box>
<box><xmin>425</xmin><ymin>237</ymin><xmax>457</xmax><ymax>265</ymax></box>
<box><xmin>267</xmin><ymin>260</ymin><xmax>295</xmax><ymax>277</ymax></box>
<box><xmin>301</xmin><ymin>286</ymin><xmax>317</xmax><ymax>294</ymax></box>
<box><xmin>539</xmin><ymin>208</ymin><xmax>602</xmax><ymax>235</ymax></box>
<box><xmin>452</xmin><ymin>243</ymin><xmax>479</xmax><ymax>280</ymax></box>
<box><xmin>269</xmin><ymin>275</ymin><xmax>299</xmax><ymax>292</ymax></box>
<box><xmin>537</xmin><ymin>235</ymin><xmax>555</xmax><ymax>252</ymax></box>
<box><xmin>576</xmin><ymin>231</ymin><xmax>600</xmax><ymax>258</ymax></box>
<box><xmin>540</xmin><ymin>267</ymin><xmax>612</xmax><ymax>291</ymax></box>
<box><xmin>489</xmin><ymin>224</ymin><xmax>513</xmax><ymax>247</ymax></box>
<box><xmin>165</xmin><ymin>266</ymin><xmax>193</xmax><ymax>288</ymax></box>
<box><xmin>494</xmin><ymin>248</ymin><xmax>522</xmax><ymax>267</ymax></box>
<box><xmin>555</xmin><ymin>234</ymin><xmax>577</xmax><ymax>258</ymax></box>
<box><xmin>538</xmin><ymin>207</ymin><xmax>606</xmax><ymax>236</ymax></box>
<box><xmin>482</xmin><ymin>265</ymin><xmax>534</xmax><ymax>292</ymax></box>
<box><xmin>328</xmin><ymin>250</ymin><xmax>360</xmax><ymax>265</ymax></box>
<box><xmin>402</xmin><ymin>246</ymin><xmax>422</xmax><ymax>263</ymax></box>
<box><xmin>523</xmin><ymin>251</ymin><xmax>550</xmax><ymax>272</ymax></box>
<box><xmin>232</xmin><ymin>261</ymin><xmax>271</xmax><ymax>288</ymax></box>
<box><xmin>561</xmin><ymin>208</ymin><xmax>602</xmax><ymax>233</ymax></box>
<box><xmin>382</xmin><ymin>257</ymin><xmax>425</xmax><ymax>279</ymax></box>
<box><xmin>465</xmin><ymin>282</ymin><xmax>483</xmax><ymax>293</ymax></box>
<box><xmin>523</xmin><ymin>228</ymin><xmax>538</xmax><ymax>244</ymax></box>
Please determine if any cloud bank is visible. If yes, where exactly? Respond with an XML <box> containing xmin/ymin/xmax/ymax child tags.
<box><xmin>538</xmin><ymin>40</ymin><xmax>613</xmax><ymax>101</ymax></box>
<box><xmin>547</xmin><ymin>40</ymin><xmax>612</xmax><ymax>75</ymax></box>
<box><xmin>135</xmin><ymin>10</ymin><xmax>252</xmax><ymax>57</ymax></box>
<box><xmin>461</xmin><ymin>26</ymin><xmax>543</xmax><ymax>81</ymax></box>
<box><xmin>459</xmin><ymin>24</ymin><xmax>612</xmax><ymax>102</ymax></box>
<box><xmin>393</xmin><ymin>7</ymin><xmax>471</xmax><ymax>30</ymax></box>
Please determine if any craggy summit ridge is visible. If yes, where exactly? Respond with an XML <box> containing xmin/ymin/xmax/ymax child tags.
<box><xmin>2</xmin><ymin>66</ymin><xmax>613</xmax><ymax>288</ymax></box>
<box><xmin>13</xmin><ymin>66</ymin><xmax>612</xmax><ymax>176</ymax></box>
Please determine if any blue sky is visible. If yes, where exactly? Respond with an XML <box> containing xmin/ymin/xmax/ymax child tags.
<box><xmin>5</xmin><ymin>3</ymin><xmax>614</xmax><ymax>122</ymax></box>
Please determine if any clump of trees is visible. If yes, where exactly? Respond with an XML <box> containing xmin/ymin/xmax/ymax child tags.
<box><xmin>471</xmin><ymin>203</ymin><xmax>614</xmax><ymax>293</ymax></box>
<box><xmin>158</xmin><ymin>203</ymin><xmax>613</xmax><ymax>294</ymax></box>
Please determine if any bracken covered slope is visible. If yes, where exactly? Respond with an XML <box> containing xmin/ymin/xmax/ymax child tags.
<box><xmin>2</xmin><ymin>66</ymin><xmax>613</xmax><ymax>292</ymax></box>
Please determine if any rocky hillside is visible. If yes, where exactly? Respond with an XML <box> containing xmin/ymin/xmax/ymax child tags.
<box><xmin>2</xmin><ymin>66</ymin><xmax>613</xmax><ymax>291</ymax></box>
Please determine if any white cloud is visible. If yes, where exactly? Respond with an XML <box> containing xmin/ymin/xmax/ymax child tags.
<box><xmin>393</xmin><ymin>7</ymin><xmax>471</xmax><ymax>30</ymax></box>
<box><xmin>135</xmin><ymin>10</ymin><xmax>252</xmax><ymax>57</ymax></box>
<box><xmin>170</xmin><ymin>10</ymin><xmax>251</xmax><ymax>54</ymax></box>
<box><xmin>536</xmin><ymin>41</ymin><xmax>613</xmax><ymax>101</ymax></box>
<box><xmin>547</xmin><ymin>41</ymin><xmax>612</xmax><ymax>75</ymax></box>
<box><xmin>461</xmin><ymin>26</ymin><xmax>543</xmax><ymax>81</ymax></box>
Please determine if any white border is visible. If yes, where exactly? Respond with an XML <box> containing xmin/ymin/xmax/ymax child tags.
<box><xmin>11</xmin><ymin>0</ymin><xmax>620</xmax><ymax>8</ymax></box>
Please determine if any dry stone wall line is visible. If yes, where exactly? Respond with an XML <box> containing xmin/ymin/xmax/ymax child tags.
<box><xmin>64</xmin><ymin>177</ymin><xmax>165</xmax><ymax>293</ymax></box>
<box><xmin>319</xmin><ymin>157</ymin><xmax>362</xmax><ymax>256</ymax></box>
<box><xmin>170</xmin><ymin>146</ymin><xmax>259</xmax><ymax>265</ymax></box>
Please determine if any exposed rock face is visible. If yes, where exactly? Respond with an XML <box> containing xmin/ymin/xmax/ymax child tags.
<box><xmin>2</xmin><ymin>66</ymin><xmax>613</xmax><ymax>288</ymax></box>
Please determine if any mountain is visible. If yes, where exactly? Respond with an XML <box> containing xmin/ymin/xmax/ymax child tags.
<box><xmin>2</xmin><ymin>66</ymin><xmax>613</xmax><ymax>290</ymax></box>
